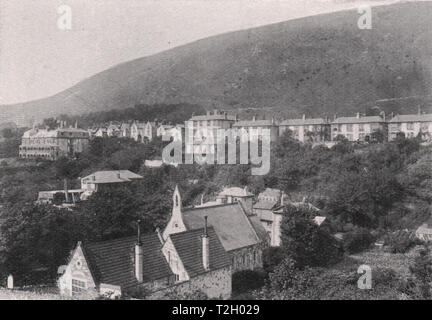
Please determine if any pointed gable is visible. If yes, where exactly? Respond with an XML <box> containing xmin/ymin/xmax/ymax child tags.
<box><xmin>81</xmin><ymin>234</ymin><xmax>173</xmax><ymax>290</ymax></box>
<box><xmin>168</xmin><ymin>227</ymin><xmax>231</xmax><ymax>277</ymax></box>
<box><xmin>163</xmin><ymin>185</ymin><xmax>187</xmax><ymax>240</ymax></box>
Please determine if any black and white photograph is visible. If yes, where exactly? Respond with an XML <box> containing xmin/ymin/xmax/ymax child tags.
<box><xmin>0</xmin><ymin>0</ymin><xmax>432</xmax><ymax>305</ymax></box>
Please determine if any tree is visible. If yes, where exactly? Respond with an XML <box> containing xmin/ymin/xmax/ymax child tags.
<box><xmin>280</xmin><ymin>205</ymin><xmax>343</xmax><ymax>268</ymax></box>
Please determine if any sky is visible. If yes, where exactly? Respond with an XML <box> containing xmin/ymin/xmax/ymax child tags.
<box><xmin>0</xmin><ymin>0</ymin><xmax>414</xmax><ymax>104</ymax></box>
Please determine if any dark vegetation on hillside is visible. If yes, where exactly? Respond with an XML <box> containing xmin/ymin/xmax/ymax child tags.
<box><xmin>0</xmin><ymin>130</ymin><xmax>430</xmax><ymax>292</ymax></box>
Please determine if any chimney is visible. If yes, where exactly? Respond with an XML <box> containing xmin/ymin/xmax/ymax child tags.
<box><xmin>235</xmin><ymin>114</ymin><xmax>238</xmax><ymax>122</ymax></box>
<box><xmin>418</xmin><ymin>106</ymin><xmax>422</xmax><ymax>115</ymax></box>
<box><xmin>356</xmin><ymin>112</ymin><xmax>361</xmax><ymax>119</ymax></box>
<box><xmin>75</xmin><ymin>121</ymin><xmax>78</xmax><ymax>129</ymax></box>
<box><xmin>213</xmin><ymin>109</ymin><xmax>218</xmax><ymax>115</ymax></box>
<box><xmin>281</xmin><ymin>192</ymin><xmax>285</xmax><ymax>206</ymax></box>
<box><xmin>302</xmin><ymin>114</ymin><xmax>306</xmax><ymax>120</ymax></box>
<box><xmin>272</xmin><ymin>116</ymin><xmax>275</xmax><ymax>124</ymax></box>
<box><xmin>206</xmin><ymin>110</ymin><xmax>210</xmax><ymax>116</ymax></box>
<box><xmin>201</xmin><ymin>194</ymin><xmax>204</xmax><ymax>206</ymax></box>
<box><xmin>135</xmin><ymin>220</ymin><xmax>144</xmax><ymax>282</ymax></box>
<box><xmin>202</xmin><ymin>216</ymin><xmax>210</xmax><ymax>271</ymax></box>
<box><xmin>252</xmin><ymin>115</ymin><xmax>257</xmax><ymax>121</ymax></box>
<box><xmin>334</xmin><ymin>114</ymin><xmax>337</xmax><ymax>121</ymax></box>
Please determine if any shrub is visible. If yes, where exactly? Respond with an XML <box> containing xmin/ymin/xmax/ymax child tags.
<box><xmin>385</xmin><ymin>230</ymin><xmax>420</xmax><ymax>254</ymax></box>
<box><xmin>232</xmin><ymin>270</ymin><xmax>266</xmax><ymax>295</ymax></box>
<box><xmin>343</xmin><ymin>228</ymin><xmax>375</xmax><ymax>254</ymax></box>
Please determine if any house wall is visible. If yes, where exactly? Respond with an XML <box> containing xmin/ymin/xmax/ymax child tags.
<box><xmin>331</xmin><ymin>122</ymin><xmax>385</xmax><ymax>141</ymax></box>
<box><xmin>388</xmin><ymin>121</ymin><xmax>432</xmax><ymax>141</ymax></box>
<box><xmin>147</xmin><ymin>266</ymin><xmax>232</xmax><ymax>300</ymax></box>
<box><xmin>161</xmin><ymin>237</ymin><xmax>189</xmax><ymax>282</ymax></box>
<box><xmin>230</xmin><ymin>245</ymin><xmax>263</xmax><ymax>272</ymax></box>
<box><xmin>58</xmin><ymin>244</ymin><xmax>98</xmax><ymax>298</ymax></box>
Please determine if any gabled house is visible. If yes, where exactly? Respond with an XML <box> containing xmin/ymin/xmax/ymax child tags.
<box><xmin>163</xmin><ymin>186</ymin><xmax>268</xmax><ymax>272</ymax></box>
<box><xmin>120</xmin><ymin>123</ymin><xmax>131</xmax><ymax>138</ymax></box>
<box><xmin>107</xmin><ymin>124</ymin><xmax>121</xmax><ymax>137</ymax></box>
<box><xmin>58</xmin><ymin>219</ymin><xmax>232</xmax><ymax>299</ymax></box>
<box><xmin>80</xmin><ymin>170</ymin><xmax>143</xmax><ymax>200</ymax></box>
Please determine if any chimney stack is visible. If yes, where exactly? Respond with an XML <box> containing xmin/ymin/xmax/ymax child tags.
<box><xmin>252</xmin><ymin>115</ymin><xmax>257</xmax><ymax>121</ymax></box>
<box><xmin>302</xmin><ymin>114</ymin><xmax>306</xmax><ymax>120</ymax></box>
<box><xmin>135</xmin><ymin>220</ymin><xmax>144</xmax><ymax>282</ymax></box>
<box><xmin>281</xmin><ymin>192</ymin><xmax>285</xmax><ymax>206</ymax></box>
<box><xmin>235</xmin><ymin>114</ymin><xmax>238</xmax><ymax>122</ymax></box>
<box><xmin>356</xmin><ymin>112</ymin><xmax>361</xmax><ymax>119</ymax></box>
<box><xmin>202</xmin><ymin>216</ymin><xmax>210</xmax><ymax>271</ymax></box>
<box><xmin>201</xmin><ymin>194</ymin><xmax>204</xmax><ymax>206</ymax></box>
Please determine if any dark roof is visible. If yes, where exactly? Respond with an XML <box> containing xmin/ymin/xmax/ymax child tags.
<box><xmin>169</xmin><ymin>227</ymin><xmax>231</xmax><ymax>277</ymax></box>
<box><xmin>331</xmin><ymin>116</ymin><xmax>384</xmax><ymax>124</ymax></box>
<box><xmin>233</xmin><ymin>120</ymin><xmax>277</xmax><ymax>127</ymax></box>
<box><xmin>183</xmin><ymin>203</ymin><xmax>262</xmax><ymax>252</ymax></box>
<box><xmin>279</xmin><ymin>118</ymin><xmax>327</xmax><ymax>126</ymax></box>
<box><xmin>389</xmin><ymin>114</ymin><xmax>432</xmax><ymax>123</ymax></box>
<box><xmin>253</xmin><ymin>199</ymin><xmax>278</xmax><ymax>210</ymax></box>
<box><xmin>82</xmin><ymin>234</ymin><xmax>173</xmax><ymax>289</ymax></box>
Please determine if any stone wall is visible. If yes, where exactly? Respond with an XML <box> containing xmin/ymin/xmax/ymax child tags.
<box><xmin>147</xmin><ymin>266</ymin><xmax>232</xmax><ymax>300</ymax></box>
<box><xmin>230</xmin><ymin>244</ymin><xmax>263</xmax><ymax>272</ymax></box>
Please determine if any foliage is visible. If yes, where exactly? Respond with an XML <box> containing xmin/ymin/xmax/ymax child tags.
<box><xmin>232</xmin><ymin>270</ymin><xmax>267</xmax><ymax>296</ymax></box>
<box><xmin>280</xmin><ymin>205</ymin><xmax>343</xmax><ymax>268</ymax></box>
<box><xmin>343</xmin><ymin>228</ymin><xmax>375</xmax><ymax>254</ymax></box>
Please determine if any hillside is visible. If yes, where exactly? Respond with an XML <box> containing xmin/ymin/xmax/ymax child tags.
<box><xmin>1</xmin><ymin>2</ymin><xmax>432</xmax><ymax>126</ymax></box>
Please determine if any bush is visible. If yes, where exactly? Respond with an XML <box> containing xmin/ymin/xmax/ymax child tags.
<box><xmin>262</xmin><ymin>247</ymin><xmax>284</xmax><ymax>274</ymax></box>
<box><xmin>232</xmin><ymin>270</ymin><xmax>266</xmax><ymax>295</ymax></box>
<box><xmin>343</xmin><ymin>228</ymin><xmax>375</xmax><ymax>254</ymax></box>
<box><xmin>384</xmin><ymin>230</ymin><xmax>420</xmax><ymax>254</ymax></box>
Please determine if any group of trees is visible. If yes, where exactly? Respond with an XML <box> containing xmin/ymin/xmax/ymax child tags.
<box><xmin>0</xmin><ymin>118</ymin><xmax>431</xmax><ymax>296</ymax></box>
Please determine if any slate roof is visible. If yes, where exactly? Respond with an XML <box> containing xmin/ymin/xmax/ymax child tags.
<box><xmin>182</xmin><ymin>203</ymin><xmax>264</xmax><ymax>252</ymax></box>
<box><xmin>254</xmin><ymin>200</ymin><xmax>279</xmax><ymax>210</ymax></box>
<box><xmin>389</xmin><ymin>114</ymin><xmax>432</xmax><ymax>123</ymax></box>
<box><xmin>189</xmin><ymin>114</ymin><xmax>236</xmax><ymax>121</ymax></box>
<box><xmin>331</xmin><ymin>116</ymin><xmax>384</xmax><ymax>124</ymax></box>
<box><xmin>279</xmin><ymin>118</ymin><xmax>327</xmax><ymax>126</ymax></box>
<box><xmin>169</xmin><ymin>227</ymin><xmax>231</xmax><ymax>277</ymax></box>
<box><xmin>233</xmin><ymin>120</ymin><xmax>276</xmax><ymax>127</ymax></box>
<box><xmin>81</xmin><ymin>170</ymin><xmax>143</xmax><ymax>184</ymax></box>
<box><xmin>218</xmin><ymin>187</ymin><xmax>254</xmax><ymax>198</ymax></box>
<box><xmin>82</xmin><ymin>234</ymin><xmax>173</xmax><ymax>289</ymax></box>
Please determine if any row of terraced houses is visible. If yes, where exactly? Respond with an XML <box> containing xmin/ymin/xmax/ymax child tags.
<box><xmin>18</xmin><ymin>110</ymin><xmax>432</xmax><ymax>160</ymax></box>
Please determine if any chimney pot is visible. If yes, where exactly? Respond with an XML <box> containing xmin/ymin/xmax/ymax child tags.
<box><xmin>202</xmin><ymin>216</ymin><xmax>210</xmax><ymax>271</ymax></box>
<box><xmin>135</xmin><ymin>220</ymin><xmax>143</xmax><ymax>282</ymax></box>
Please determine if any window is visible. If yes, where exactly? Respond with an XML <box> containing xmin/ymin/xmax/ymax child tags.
<box><xmin>359</xmin><ymin>124</ymin><xmax>364</xmax><ymax>132</ymax></box>
<box><xmin>72</xmin><ymin>279</ymin><xmax>85</xmax><ymax>295</ymax></box>
<box><xmin>346</xmin><ymin>124</ymin><xmax>353</xmax><ymax>132</ymax></box>
<box><xmin>407</xmin><ymin>123</ymin><xmax>414</xmax><ymax>130</ymax></box>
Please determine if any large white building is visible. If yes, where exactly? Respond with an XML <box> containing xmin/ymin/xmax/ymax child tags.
<box><xmin>388</xmin><ymin>113</ymin><xmax>432</xmax><ymax>141</ymax></box>
<box><xmin>331</xmin><ymin>113</ymin><xmax>386</xmax><ymax>142</ymax></box>
<box><xmin>19</xmin><ymin>123</ymin><xmax>89</xmax><ymax>160</ymax></box>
